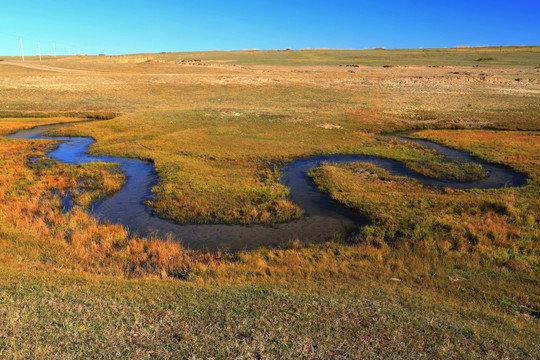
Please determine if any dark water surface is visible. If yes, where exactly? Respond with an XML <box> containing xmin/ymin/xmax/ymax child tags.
<box><xmin>8</xmin><ymin>124</ymin><xmax>527</xmax><ymax>251</ymax></box>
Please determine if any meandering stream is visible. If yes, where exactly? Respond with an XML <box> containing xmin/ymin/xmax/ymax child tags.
<box><xmin>8</xmin><ymin>123</ymin><xmax>527</xmax><ymax>250</ymax></box>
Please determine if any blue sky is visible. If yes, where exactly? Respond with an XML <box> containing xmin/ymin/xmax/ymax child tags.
<box><xmin>1</xmin><ymin>0</ymin><xmax>538</xmax><ymax>55</ymax></box>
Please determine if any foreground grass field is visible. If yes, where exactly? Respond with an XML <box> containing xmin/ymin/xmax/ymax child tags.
<box><xmin>1</xmin><ymin>249</ymin><xmax>538</xmax><ymax>358</ymax></box>
<box><xmin>0</xmin><ymin>47</ymin><xmax>539</xmax><ymax>358</ymax></box>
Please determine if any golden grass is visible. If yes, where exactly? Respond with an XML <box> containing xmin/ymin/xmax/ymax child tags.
<box><xmin>0</xmin><ymin>49</ymin><xmax>538</xmax><ymax>357</ymax></box>
<box><xmin>413</xmin><ymin>130</ymin><xmax>540</xmax><ymax>181</ymax></box>
<box><xmin>308</xmin><ymin>131</ymin><xmax>538</xmax><ymax>269</ymax></box>
<box><xmin>0</xmin><ymin>123</ymin><xmax>538</xmax><ymax>358</ymax></box>
<box><xmin>0</xmin><ymin>47</ymin><xmax>538</xmax><ymax>272</ymax></box>
<box><xmin>0</xmin><ymin>126</ymin><xmax>215</xmax><ymax>278</ymax></box>
<box><xmin>2</xmin><ymin>118</ymin><xmax>538</xmax><ymax>275</ymax></box>
<box><xmin>310</xmin><ymin>161</ymin><xmax>538</xmax><ymax>268</ymax></box>
<box><xmin>2</xmin><ymin>48</ymin><xmax>538</xmax><ymax>223</ymax></box>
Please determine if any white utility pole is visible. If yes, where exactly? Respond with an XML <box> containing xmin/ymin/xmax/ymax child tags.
<box><xmin>20</xmin><ymin>37</ymin><xmax>24</xmax><ymax>62</ymax></box>
<box><xmin>53</xmin><ymin>42</ymin><xmax>56</xmax><ymax>57</ymax></box>
<box><xmin>38</xmin><ymin>42</ymin><xmax>42</xmax><ymax>62</ymax></box>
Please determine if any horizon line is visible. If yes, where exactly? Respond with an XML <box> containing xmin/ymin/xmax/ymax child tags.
<box><xmin>1</xmin><ymin>44</ymin><xmax>539</xmax><ymax>58</ymax></box>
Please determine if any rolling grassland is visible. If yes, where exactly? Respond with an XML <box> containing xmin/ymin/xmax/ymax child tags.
<box><xmin>0</xmin><ymin>47</ymin><xmax>538</xmax><ymax>358</ymax></box>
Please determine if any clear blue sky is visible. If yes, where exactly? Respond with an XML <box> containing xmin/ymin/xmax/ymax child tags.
<box><xmin>1</xmin><ymin>0</ymin><xmax>538</xmax><ymax>55</ymax></box>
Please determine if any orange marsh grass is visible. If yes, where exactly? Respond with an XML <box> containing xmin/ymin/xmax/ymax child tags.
<box><xmin>0</xmin><ymin>127</ymin><xmax>216</xmax><ymax>278</ymax></box>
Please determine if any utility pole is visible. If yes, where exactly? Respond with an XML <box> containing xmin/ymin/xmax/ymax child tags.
<box><xmin>20</xmin><ymin>37</ymin><xmax>24</xmax><ymax>62</ymax></box>
<box><xmin>53</xmin><ymin>42</ymin><xmax>56</xmax><ymax>57</ymax></box>
<box><xmin>38</xmin><ymin>42</ymin><xmax>42</xmax><ymax>62</ymax></box>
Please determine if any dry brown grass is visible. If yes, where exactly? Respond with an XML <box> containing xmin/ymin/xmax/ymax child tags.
<box><xmin>0</xmin><ymin>50</ymin><xmax>538</xmax><ymax>358</ymax></box>
<box><xmin>0</xmin><ymin>125</ymin><xmax>217</xmax><ymax>278</ymax></box>
<box><xmin>1</xmin><ymin>49</ymin><xmax>539</xmax><ymax>224</ymax></box>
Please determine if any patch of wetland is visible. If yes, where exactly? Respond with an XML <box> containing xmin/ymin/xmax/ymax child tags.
<box><xmin>8</xmin><ymin>124</ymin><xmax>527</xmax><ymax>251</ymax></box>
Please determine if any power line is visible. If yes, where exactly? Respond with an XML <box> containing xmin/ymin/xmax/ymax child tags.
<box><xmin>20</xmin><ymin>37</ymin><xmax>24</xmax><ymax>61</ymax></box>
<box><xmin>3</xmin><ymin>32</ymin><xmax>99</xmax><ymax>57</ymax></box>
<box><xmin>5</xmin><ymin>33</ymin><xmax>87</xmax><ymax>57</ymax></box>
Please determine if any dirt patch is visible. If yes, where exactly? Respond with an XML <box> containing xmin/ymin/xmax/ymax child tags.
<box><xmin>357</xmin><ymin>169</ymin><xmax>379</xmax><ymax>179</ymax></box>
<box><xmin>316</xmin><ymin>123</ymin><xmax>342</xmax><ymax>129</ymax></box>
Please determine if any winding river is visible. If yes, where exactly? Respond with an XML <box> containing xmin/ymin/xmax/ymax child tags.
<box><xmin>8</xmin><ymin>123</ymin><xmax>527</xmax><ymax>251</ymax></box>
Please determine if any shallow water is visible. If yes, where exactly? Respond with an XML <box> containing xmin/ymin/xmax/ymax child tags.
<box><xmin>8</xmin><ymin>124</ymin><xmax>527</xmax><ymax>251</ymax></box>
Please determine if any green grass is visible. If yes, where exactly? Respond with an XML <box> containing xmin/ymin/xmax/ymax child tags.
<box><xmin>46</xmin><ymin>111</ymin><xmax>491</xmax><ymax>225</ymax></box>
<box><xmin>100</xmin><ymin>46</ymin><xmax>540</xmax><ymax>67</ymax></box>
<box><xmin>0</xmin><ymin>48</ymin><xmax>539</xmax><ymax>358</ymax></box>
<box><xmin>309</xmin><ymin>161</ymin><xmax>538</xmax><ymax>266</ymax></box>
<box><xmin>2</xmin><ymin>122</ymin><xmax>538</xmax><ymax>359</ymax></box>
<box><xmin>1</xmin><ymin>245</ymin><xmax>538</xmax><ymax>359</ymax></box>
